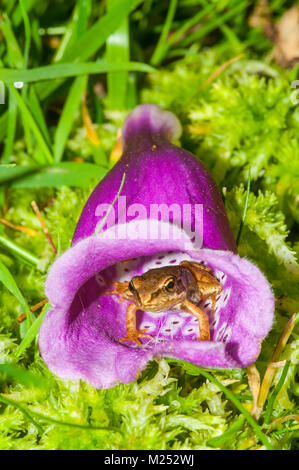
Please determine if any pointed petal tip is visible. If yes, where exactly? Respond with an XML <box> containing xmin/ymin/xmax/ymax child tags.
<box><xmin>122</xmin><ymin>103</ymin><xmax>182</xmax><ymax>144</ymax></box>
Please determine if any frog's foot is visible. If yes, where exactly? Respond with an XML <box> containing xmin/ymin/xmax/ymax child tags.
<box><xmin>180</xmin><ymin>260</ymin><xmax>212</xmax><ymax>273</ymax></box>
<box><xmin>100</xmin><ymin>281</ymin><xmax>129</xmax><ymax>297</ymax></box>
<box><xmin>121</xmin><ymin>303</ymin><xmax>153</xmax><ymax>345</ymax></box>
<box><xmin>120</xmin><ymin>329</ymin><xmax>153</xmax><ymax>346</ymax></box>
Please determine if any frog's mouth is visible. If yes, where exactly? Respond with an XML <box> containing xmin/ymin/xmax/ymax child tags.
<box><xmin>39</xmin><ymin>219</ymin><xmax>274</xmax><ymax>389</ymax></box>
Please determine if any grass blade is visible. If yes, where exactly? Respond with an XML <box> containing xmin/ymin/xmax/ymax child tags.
<box><xmin>10</xmin><ymin>162</ymin><xmax>108</xmax><ymax>188</ymax></box>
<box><xmin>53</xmin><ymin>75</ymin><xmax>88</xmax><ymax>162</ymax></box>
<box><xmin>257</xmin><ymin>314</ymin><xmax>299</xmax><ymax>416</ymax></box>
<box><xmin>0</xmin><ymin>13</ymin><xmax>24</xmax><ymax>68</ymax></box>
<box><xmin>106</xmin><ymin>0</ymin><xmax>130</xmax><ymax>109</ymax></box>
<box><xmin>20</xmin><ymin>0</ymin><xmax>34</xmax><ymax>157</ymax></box>
<box><xmin>0</xmin><ymin>394</ymin><xmax>119</xmax><ymax>434</ymax></box>
<box><xmin>61</xmin><ymin>0</ymin><xmax>144</xmax><ymax>63</ymax></box>
<box><xmin>0</xmin><ymin>363</ymin><xmax>49</xmax><ymax>389</ymax></box>
<box><xmin>19</xmin><ymin>0</ymin><xmax>32</xmax><ymax>69</ymax></box>
<box><xmin>264</xmin><ymin>360</ymin><xmax>291</xmax><ymax>425</ymax></box>
<box><xmin>0</xmin><ymin>235</ymin><xmax>40</xmax><ymax>268</ymax></box>
<box><xmin>74</xmin><ymin>0</ymin><xmax>92</xmax><ymax>37</ymax></box>
<box><xmin>168</xmin><ymin>359</ymin><xmax>274</xmax><ymax>450</ymax></box>
<box><xmin>8</xmin><ymin>85</ymin><xmax>53</xmax><ymax>164</ymax></box>
<box><xmin>0</xmin><ymin>61</ymin><xmax>155</xmax><ymax>83</ymax></box>
<box><xmin>27</xmin><ymin>409</ymin><xmax>120</xmax><ymax>432</ymax></box>
<box><xmin>1</xmin><ymin>86</ymin><xmax>18</xmax><ymax>164</ymax></box>
<box><xmin>207</xmin><ymin>416</ymin><xmax>246</xmax><ymax>447</ymax></box>
<box><xmin>55</xmin><ymin>0</ymin><xmax>92</xmax><ymax>62</ymax></box>
<box><xmin>14</xmin><ymin>303</ymin><xmax>51</xmax><ymax>358</ymax></box>
<box><xmin>28</xmin><ymin>85</ymin><xmax>52</xmax><ymax>148</ymax></box>
<box><xmin>180</xmin><ymin>1</ymin><xmax>248</xmax><ymax>48</ymax></box>
<box><xmin>0</xmin><ymin>113</ymin><xmax>8</xmax><ymax>143</ymax></box>
<box><xmin>151</xmin><ymin>0</ymin><xmax>178</xmax><ymax>65</ymax></box>
<box><xmin>0</xmin><ymin>165</ymin><xmax>38</xmax><ymax>184</ymax></box>
<box><xmin>198</xmin><ymin>369</ymin><xmax>274</xmax><ymax>450</ymax></box>
<box><xmin>94</xmin><ymin>172</ymin><xmax>126</xmax><ymax>235</ymax></box>
<box><xmin>11</xmin><ymin>0</ymin><xmax>35</xmax><ymax>27</ymax></box>
<box><xmin>0</xmin><ymin>259</ymin><xmax>29</xmax><ymax>312</ymax></box>
<box><xmin>166</xmin><ymin>3</ymin><xmax>214</xmax><ymax>49</ymax></box>
<box><xmin>236</xmin><ymin>168</ymin><xmax>251</xmax><ymax>246</ymax></box>
<box><xmin>0</xmin><ymin>395</ymin><xmax>44</xmax><ymax>434</ymax></box>
<box><xmin>0</xmin><ymin>0</ymin><xmax>147</xmax><ymax>141</ymax></box>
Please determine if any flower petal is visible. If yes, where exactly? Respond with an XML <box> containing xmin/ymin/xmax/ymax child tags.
<box><xmin>39</xmin><ymin>220</ymin><xmax>274</xmax><ymax>388</ymax></box>
<box><xmin>73</xmin><ymin>104</ymin><xmax>237</xmax><ymax>252</ymax></box>
<box><xmin>39</xmin><ymin>105</ymin><xmax>274</xmax><ymax>388</ymax></box>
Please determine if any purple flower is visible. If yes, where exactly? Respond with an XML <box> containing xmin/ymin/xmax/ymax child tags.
<box><xmin>39</xmin><ymin>104</ymin><xmax>274</xmax><ymax>389</ymax></box>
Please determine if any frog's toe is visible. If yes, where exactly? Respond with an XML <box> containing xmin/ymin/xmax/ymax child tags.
<box><xmin>120</xmin><ymin>336</ymin><xmax>142</xmax><ymax>346</ymax></box>
<box><xmin>137</xmin><ymin>329</ymin><xmax>153</xmax><ymax>342</ymax></box>
<box><xmin>120</xmin><ymin>329</ymin><xmax>153</xmax><ymax>346</ymax></box>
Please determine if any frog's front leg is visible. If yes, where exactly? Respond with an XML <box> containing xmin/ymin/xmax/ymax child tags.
<box><xmin>120</xmin><ymin>303</ymin><xmax>153</xmax><ymax>346</ymax></box>
<box><xmin>210</xmin><ymin>293</ymin><xmax>217</xmax><ymax>316</ymax></box>
<box><xmin>100</xmin><ymin>281</ymin><xmax>131</xmax><ymax>303</ymax></box>
<box><xmin>182</xmin><ymin>300</ymin><xmax>210</xmax><ymax>341</ymax></box>
<box><xmin>180</xmin><ymin>260</ymin><xmax>222</xmax><ymax>316</ymax></box>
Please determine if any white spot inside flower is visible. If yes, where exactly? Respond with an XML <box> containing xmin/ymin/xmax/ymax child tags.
<box><xmin>220</xmin><ymin>288</ymin><xmax>231</xmax><ymax>308</ymax></box>
<box><xmin>190</xmin><ymin>317</ymin><xmax>199</xmax><ymax>324</ymax></box>
<box><xmin>156</xmin><ymin>337</ymin><xmax>165</xmax><ymax>343</ymax></box>
<box><xmin>183</xmin><ymin>325</ymin><xmax>197</xmax><ymax>335</ymax></box>
<box><xmin>215</xmin><ymin>270</ymin><xmax>227</xmax><ymax>285</ymax></box>
<box><xmin>139</xmin><ymin>321</ymin><xmax>156</xmax><ymax>333</ymax></box>
<box><xmin>161</xmin><ymin>326</ymin><xmax>174</xmax><ymax>336</ymax></box>
<box><xmin>222</xmin><ymin>327</ymin><xmax>232</xmax><ymax>343</ymax></box>
<box><xmin>215</xmin><ymin>322</ymin><xmax>229</xmax><ymax>341</ymax></box>
<box><xmin>141</xmin><ymin>251</ymin><xmax>193</xmax><ymax>272</ymax></box>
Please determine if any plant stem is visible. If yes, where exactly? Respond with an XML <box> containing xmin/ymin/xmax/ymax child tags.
<box><xmin>198</xmin><ymin>369</ymin><xmax>274</xmax><ymax>450</ymax></box>
<box><xmin>264</xmin><ymin>360</ymin><xmax>291</xmax><ymax>425</ymax></box>
<box><xmin>236</xmin><ymin>169</ymin><xmax>251</xmax><ymax>246</ymax></box>
<box><xmin>151</xmin><ymin>0</ymin><xmax>178</xmax><ymax>66</ymax></box>
<box><xmin>94</xmin><ymin>172</ymin><xmax>126</xmax><ymax>236</ymax></box>
<box><xmin>0</xmin><ymin>235</ymin><xmax>40</xmax><ymax>268</ymax></box>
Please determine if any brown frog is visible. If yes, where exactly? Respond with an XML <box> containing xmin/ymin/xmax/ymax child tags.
<box><xmin>102</xmin><ymin>261</ymin><xmax>222</xmax><ymax>345</ymax></box>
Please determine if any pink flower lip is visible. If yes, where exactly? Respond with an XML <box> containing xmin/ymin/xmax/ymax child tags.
<box><xmin>39</xmin><ymin>220</ymin><xmax>274</xmax><ymax>389</ymax></box>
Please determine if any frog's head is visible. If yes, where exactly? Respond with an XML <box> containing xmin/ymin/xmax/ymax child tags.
<box><xmin>128</xmin><ymin>265</ymin><xmax>188</xmax><ymax>312</ymax></box>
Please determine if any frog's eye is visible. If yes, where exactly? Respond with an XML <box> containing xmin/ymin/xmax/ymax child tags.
<box><xmin>128</xmin><ymin>281</ymin><xmax>135</xmax><ymax>293</ymax></box>
<box><xmin>164</xmin><ymin>278</ymin><xmax>176</xmax><ymax>292</ymax></box>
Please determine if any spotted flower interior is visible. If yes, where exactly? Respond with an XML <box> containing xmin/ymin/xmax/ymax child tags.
<box><xmin>40</xmin><ymin>221</ymin><xmax>274</xmax><ymax>389</ymax></box>
<box><xmin>96</xmin><ymin>250</ymin><xmax>230</xmax><ymax>346</ymax></box>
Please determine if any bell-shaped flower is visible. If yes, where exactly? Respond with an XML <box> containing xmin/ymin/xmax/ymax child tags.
<box><xmin>39</xmin><ymin>104</ymin><xmax>274</xmax><ymax>389</ymax></box>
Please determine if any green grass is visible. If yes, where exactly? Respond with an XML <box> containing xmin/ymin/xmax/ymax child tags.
<box><xmin>0</xmin><ymin>0</ymin><xmax>298</xmax><ymax>451</ymax></box>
